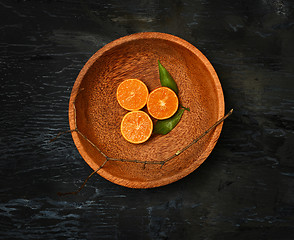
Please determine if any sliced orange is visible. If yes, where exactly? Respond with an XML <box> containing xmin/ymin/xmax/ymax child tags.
<box><xmin>116</xmin><ymin>79</ymin><xmax>149</xmax><ymax>111</ymax></box>
<box><xmin>147</xmin><ymin>87</ymin><xmax>179</xmax><ymax>120</ymax></box>
<box><xmin>120</xmin><ymin>111</ymin><xmax>153</xmax><ymax>144</ymax></box>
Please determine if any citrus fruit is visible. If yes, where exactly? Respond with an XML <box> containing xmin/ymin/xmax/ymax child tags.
<box><xmin>120</xmin><ymin>111</ymin><xmax>153</xmax><ymax>144</ymax></box>
<box><xmin>116</xmin><ymin>79</ymin><xmax>149</xmax><ymax>111</ymax></box>
<box><xmin>147</xmin><ymin>87</ymin><xmax>179</xmax><ymax>120</ymax></box>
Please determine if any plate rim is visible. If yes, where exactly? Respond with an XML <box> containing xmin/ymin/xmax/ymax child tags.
<box><xmin>68</xmin><ymin>32</ymin><xmax>225</xmax><ymax>188</ymax></box>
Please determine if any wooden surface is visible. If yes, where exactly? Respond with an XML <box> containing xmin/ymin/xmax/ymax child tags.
<box><xmin>1</xmin><ymin>0</ymin><xmax>294</xmax><ymax>239</ymax></box>
<box><xmin>69</xmin><ymin>32</ymin><xmax>224</xmax><ymax>188</ymax></box>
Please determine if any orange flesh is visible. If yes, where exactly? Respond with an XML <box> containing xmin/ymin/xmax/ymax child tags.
<box><xmin>147</xmin><ymin>87</ymin><xmax>179</xmax><ymax>120</ymax></box>
<box><xmin>116</xmin><ymin>79</ymin><xmax>149</xmax><ymax>111</ymax></box>
<box><xmin>120</xmin><ymin>111</ymin><xmax>153</xmax><ymax>144</ymax></box>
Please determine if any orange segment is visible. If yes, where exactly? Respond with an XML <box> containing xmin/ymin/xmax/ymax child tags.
<box><xmin>147</xmin><ymin>87</ymin><xmax>179</xmax><ymax>120</ymax></box>
<box><xmin>121</xmin><ymin>111</ymin><xmax>153</xmax><ymax>144</ymax></box>
<box><xmin>116</xmin><ymin>79</ymin><xmax>149</xmax><ymax>111</ymax></box>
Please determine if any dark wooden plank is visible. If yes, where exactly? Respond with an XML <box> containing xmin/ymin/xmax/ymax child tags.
<box><xmin>0</xmin><ymin>0</ymin><xmax>293</xmax><ymax>239</ymax></box>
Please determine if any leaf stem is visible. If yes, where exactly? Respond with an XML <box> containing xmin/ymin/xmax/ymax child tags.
<box><xmin>54</xmin><ymin>88</ymin><xmax>233</xmax><ymax>195</ymax></box>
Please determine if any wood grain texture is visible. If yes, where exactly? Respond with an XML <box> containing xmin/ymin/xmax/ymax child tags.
<box><xmin>69</xmin><ymin>32</ymin><xmax>224</xmax><ymax>188</ymax></box>
<box><xmin>1</xmin><ymin>0</ymin><xmax>294</xmax><ymax>239</ymax></box>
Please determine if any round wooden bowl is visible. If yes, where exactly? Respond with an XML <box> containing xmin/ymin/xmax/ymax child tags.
<box><xmin>69</xmin><ymin>32</ymin><xmax>224</xmax><ymax>188</ymax></box>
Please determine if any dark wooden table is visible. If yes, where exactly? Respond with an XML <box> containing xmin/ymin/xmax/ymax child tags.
<box><xmin>1</xmin><ymin>0</ymin><xmax>294</xmax><ymax>239</ymax></box>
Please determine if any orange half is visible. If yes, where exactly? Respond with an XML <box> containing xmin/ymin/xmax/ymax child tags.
<box><xmin>120</xmin><ymin>111</ymin><xmax>153</xmax><ymax>144</ymax></box>
<box><xmin>116</xmin><ymin>79</ymin><xmax>149</xmax><ymax>111</ymax></box>
<box><xmin>147</xmin><ymin>87</ymin><xmax>179</xmax><ymax>120</ymax></box>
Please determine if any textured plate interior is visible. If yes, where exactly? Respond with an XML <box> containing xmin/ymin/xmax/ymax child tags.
<box><xmin>69</xmin><ymin>32</ymin><xmax>224</xmax><ymax>188</ymax></box>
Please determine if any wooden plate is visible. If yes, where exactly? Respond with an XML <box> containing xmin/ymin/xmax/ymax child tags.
<box><xmin>69</xmin><ymin>32</ymin><xmax>224</xmax><ymax>188</ymax></box>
